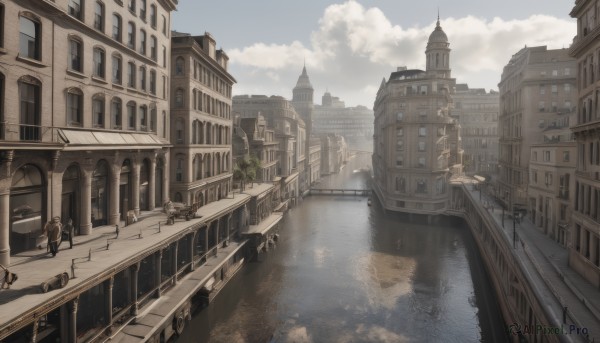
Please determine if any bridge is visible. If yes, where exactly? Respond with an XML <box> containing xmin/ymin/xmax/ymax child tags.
<box><xmin>308</xmin><ymin>188</ymin><xmax>371</xmax><ymax>196</ymax></box>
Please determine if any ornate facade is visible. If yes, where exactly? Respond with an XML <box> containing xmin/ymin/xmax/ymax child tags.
<box><xmin>372</xmin><ymin>18</ymin><xmax>461</xmax><ymax>215</ymax></box>
<box><xmin>568</xmin><ymin>0</ymin><xmax>600</xmax><ymax>287</ymax></box>
<box><xmin>169</xmin><ymin>32</ymin><xmax>235</xmax><ymax>206</ymax></box>
<box><xmin>0</xmin><ymin>0</ymin><xmax>177</xmax><ymax>265</ymax></box>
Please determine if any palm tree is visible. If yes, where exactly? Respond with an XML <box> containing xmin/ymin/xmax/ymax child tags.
<box><xmin>233</xmin><ymin>155</ymin><xmax>261</xmax><ymax>191</ymax></box>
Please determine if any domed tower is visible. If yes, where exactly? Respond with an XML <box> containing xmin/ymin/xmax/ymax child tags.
<box><xmin>425</xmin><ymin>15</ymin><xmax>451</xmax><ymax>78</ymax></box>
<box><xmin>292</xmin><ymin>64</ymin><xmax>314</xmax><ymax>133</ymax></box>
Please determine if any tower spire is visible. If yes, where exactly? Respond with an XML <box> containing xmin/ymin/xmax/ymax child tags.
<box><xmin>437</xmin><ymin>8</ymin><xmax>440</xmax><ymax>26</ymax></box>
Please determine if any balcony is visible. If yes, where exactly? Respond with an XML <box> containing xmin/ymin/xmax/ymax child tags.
<box><xmin>0</xmin><ymin>122</ymin><xmax>63</xmax><ymax>146</ymax></box>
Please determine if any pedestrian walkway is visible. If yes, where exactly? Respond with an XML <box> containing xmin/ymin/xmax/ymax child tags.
<box><xmin>0</xmin><ymin>193</ymin><xmax>251</xmax><ymax>331</ymax></box>
<box><xmin>468</xmin><ymin>185</ymin><xmax>600</xmax><ymax>342</ymax></box>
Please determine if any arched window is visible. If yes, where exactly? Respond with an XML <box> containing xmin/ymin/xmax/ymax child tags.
<box><xmin>175</xmin><ymin>57</ymin><xmax>184</xmax><ymax>75</ymax></box>
<box><xmin>175</xmin><ymin>88</ymin><xmax>184</xmax><ymax>108</ymax></box>
<box><xmin>150</xmin><ymin>4</ymin><xmax>157</xmax><ymax>27</ymax></box>
<box><xmin>68</xmin><ymin>0</ymin><xmax>83</xmax><ymax>20</ymax></box>
<box><xmin>150</xmin><ymin>106</ymin><xmax>157</xmax><ymax>132</ymax></box>
<box><xmin>68</xmin><ymin>37</ymin><xmax>83</xmax><ymax>72</ymax></box>
<box><xmin>93</xmin><ymin>47</ymin><xmax>105</xmax><ymax>78</ymax></box>
<box><xmin>175</xmin><ymin>118</ymin><xmax>184</xmax><ymax>144</ymax></box>
<box><xmin>66</xmin><ymin>88</ymin><xmax>83</xmax><ymax>126</ymax></box>
<box><xmin>150</xmin><ymin>35</ymin><xmax>157</xmax><ymax>60</ymax></box>
<box><xmin>436</xmin><ymin>53</ymin><xmax>439</xmax><ymax>67</ymax></box>
<box><xmin>175</xmin><ymin>156</ymin><xmax>184</xmax><ymax>182</ymax></box>
<box><xmin>112</xmin><ymin>13</ymin><xmax>121</xmax><ymax>41</ymax></box>
<box><xmin>149</xmin><ymin>69</ymin><xmax>156</xmax><ymax>94</ymax></box>
<box><xmin>162</xmin><ymin>111</ymin><xmax>167</xmax><ymax>137</ymax></box>
<box><xmin>139</xmin><ymin>0</ymin><xmax>146</xmax><ymax>19</ymax></box>
<box><xmin>127</xmin><ymin>22</ymin><xmax>135</xmax><ymax>49</ymax></box>
<box><xmin>139</xmin><ymin>29</ymin><xmax>146</xmax><ymax>55</ymax></box>
<box><xmin>94</xmin><ymin>1</ymin><xmax>104</xmax><ymax>31</ymax></box>
<box><xmin>139</xmin><ymin>105</ymin><xmax>147</xmax><ymax>131</ymax></box>
<box><xmin>127</xmin><ymin>101</ymin><xmax>136</xmax><ymax>130</ymax></box>
<box><xmin>127</xmin><ymin>61</ymin><xmax>136</xmax><ymax>88</ymax></box>
<box><xmin>92</xmin><ymin>94</ymin><xmax>105</xmax><ymax>128</ymax></box>
<box><xmin>111</xmin><ymin>97</ymin><xmax>122</xmax><ymax>129</ymax></box>
<box><xmin>139</xmin><ymin>66</ymin><xmax>146</xmax><ymax>91</ymax></box>
<box><xmin>112</xmin><ymin>53</ymin><xmax>122</xmax><ymax>84</ymax></box>
<box><xmin>19</xmin><ymin>15</ymin><xmax>41</xmax><ymax>60</ymax></box>
<box><xmin>128</xmin><ymin>0</ymin><xmax>135</xmax><ymax>12</ymax></box>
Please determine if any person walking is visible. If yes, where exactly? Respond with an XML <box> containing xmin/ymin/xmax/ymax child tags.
<box><xmin>48</xmin><ymin>217</ymin><xmax>62</xmax><ymax>257</ymax></box>
<box><xmin>63</xmin><ymin>218</ymin><xmax>75</xmax><ymax>249</ymax></box>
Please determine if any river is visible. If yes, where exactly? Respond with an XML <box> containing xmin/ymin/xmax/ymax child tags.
<box><xmin>176</xmin><ymin>152</ymin><xmax>507</xmax><ymax>342</ymax></box>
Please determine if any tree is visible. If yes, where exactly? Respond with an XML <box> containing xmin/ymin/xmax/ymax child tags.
<box><xmin>233</xmin><ymin>155</ymin><xmax>261</xmax><ymax>191</ymax></box>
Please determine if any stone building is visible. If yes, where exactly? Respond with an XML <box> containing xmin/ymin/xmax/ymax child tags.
<box><xmin>0</xmin><ymin>0</ymin><xmax>177</xmax><ymax>265</ymax></box>
<box><xmin>497</xmin><ymin>46</ymin><xmax>576</xmax><ymax>213</ymax></box>
<box><xmin>232</xmin><ymin>95</ymin><xmax>303</xmax><ymax>206</ymax></box>
<box><xmin>313</xmin><ymin>91</ymin><xmax>374</xmax><ymax>151</ymax></box>
<box><xmin>372</xmin><ymin>17</ymin><xmax>461</xmax><ymax>216</ymax></box>
<box><xmin>308</xmin><ymin>138</ymin><xmax>321</xmax><ymax>186</ymax></box>
<box><xmin>169</xmin><ymin>31</ymin><xmax>235</xmax><ymax>206</ymax></box>
<box><xmin>320</xmin><ymin>134</ymin><xmax>348</xmax><ymax>175</ymax></box>
<box><xmin>528</xmin><ymin>142</ymin><xmax>576</xmax><ymax>247</ymax></box>
<box><xmin>568</xmin><ymin>0</ymin><xmax>600</xmax><ymax>287</ymax></box>
<box><xmin>452</xmin><ymin>84</ymin><xmax>499</xmax><ymax>176</ymax></box>
<box><xmin>239</xmin><ymin>114</ymin><xmax>278</xmax><ymax>182</ymax></box>
<box><xmin>291</xmin><ymin>66</ymin><xmax>312</xmax><ymax>194</ymax></box>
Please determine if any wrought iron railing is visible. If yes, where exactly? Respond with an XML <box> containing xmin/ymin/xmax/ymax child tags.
<box><xmin>1</xmin><ymin>123</ymin><xmax>61</xmax><ymax>143</ymax></box>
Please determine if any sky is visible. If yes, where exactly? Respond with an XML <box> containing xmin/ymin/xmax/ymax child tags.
<box><xmin>172</xmin><ymin>1</ymin><xmax>576</xmax><ymax>108</ymax></box>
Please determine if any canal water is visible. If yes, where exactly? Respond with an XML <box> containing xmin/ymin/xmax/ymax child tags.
<box><xmin>177</xmin><ymin>153</ymin><xmax>507</xmax><ymax>342</ymax></box>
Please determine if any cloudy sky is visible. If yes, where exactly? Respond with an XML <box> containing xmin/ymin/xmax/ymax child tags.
<box><xmin>172</xmin><ymin>1</ymin><xmax>576</xmax><ymax>107</ymax></box>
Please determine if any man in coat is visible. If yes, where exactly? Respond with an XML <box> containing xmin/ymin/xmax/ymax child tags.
<box><xmin>48</xmin><ymin>217</ymin><xmax>62</xmax><ymax>257</ymax></box>
<box><xmin>62</xmin><ymin>218</ymin><xmax>75</xmax><ymax>249</ymax></box>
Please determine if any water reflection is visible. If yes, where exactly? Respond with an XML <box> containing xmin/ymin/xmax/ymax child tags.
<box><xmin>177</xmin><ymin>153</ymin><xmax>505</xmax><ymax>343</ymax></box>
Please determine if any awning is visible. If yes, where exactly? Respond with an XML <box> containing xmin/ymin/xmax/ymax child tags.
<box><xmin>59</xmin><ymin>129</ymin><xmax>170</xmax><ymax>150</ymax></box>
<box><xmin>243</xmin><ymin>213</ymin><xmax>283</xmax><ymax>236</ymax></box>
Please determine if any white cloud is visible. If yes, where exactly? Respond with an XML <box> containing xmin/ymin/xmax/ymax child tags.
<box><xmin>228</xmin><ymin>1</ymin><xmax>575</xmax><ymax>107</ymax></box>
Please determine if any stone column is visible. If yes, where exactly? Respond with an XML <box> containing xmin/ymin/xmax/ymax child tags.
<box><xmin>0</xmin><ymin>189</ymin><xmax>10</xmax><ymax>266</ymax></box>
<box><xmin>80</xmin><ymin>171</ymin><xmax>92</xmax><ymax>235</ymax></box>
<box><xmin>105</xmin><ymin>277</ymin><xmax>114</xmax><ymax>329</ymax></box>
<box><xmin>109</xmin><ymin>166</ymin><xmax>121</xmax><ymax>225</ymax></box>
<box><xmin>69</xmin><ymin>297</ymin><xmax>79</xmax><ymax>343</ymax></box>
<box><xmin>149</xmin><ymin>158</ymin><xmax>156</xmax><ymax>210</ymax></box>
<box><xmin>155</xmin><ymin>250</ymin><xmax>162</xmax><ymax>298</ymax></box>
<box><xmin>162</xmin><ymin>151</ymin><xmax>170</xmax><ymax>204</ymax></box>
<box><xmin>132</xmin><ymin>162</ymin><xmax>140</xmax><ymax>216</ymax></box>
<box><xmin>50</xmin><ymin>170</ymin><xmax>63</xmax><ymax>220</ymax></box>
<box><xmin>130</xmin><ymin>263</ymin><xmax>140</xmax><ymax>318</ymax></box>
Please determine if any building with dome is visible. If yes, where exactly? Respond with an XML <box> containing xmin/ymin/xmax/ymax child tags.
<box><xmin>372</xmin><ymin>17</ymin><xmax>463</xmax><ymax>217</ymax></box>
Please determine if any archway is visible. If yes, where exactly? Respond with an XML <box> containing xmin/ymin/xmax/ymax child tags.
<box><xmin>91</xmin><ymin>160</ymin><xmax>109</xmax><ymax>227</ymax></box>
<box><xmin>10</xmin><ymin>164</ymin><xmax>45</xmax><ymax>254</ymax></box>
<box><xmin>62</xmin><ymin>164</ymin><xmax>81</xmax><ymax>233</ymax></box>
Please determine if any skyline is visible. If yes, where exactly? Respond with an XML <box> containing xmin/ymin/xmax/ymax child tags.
<box><xmin>173</xmin><ymin>0</ymin><xmax>576</xmax><ymax>107</ymax></box>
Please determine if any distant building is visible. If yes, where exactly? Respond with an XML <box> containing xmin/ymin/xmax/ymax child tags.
<box><xmin>372</xmin><ymin>17</ymin><xmax>461</xmax><ymax>216</ymax></box>
<box><xmin>320</xmin><ymin>134</ymin><xmax>348</xmax><ymax>175</ymax></box>
<box><xmin>170</xmin><ymin>32</ymin><xmax>236</xmax><ymax>206</ymax></box>
<box><xmin>313</xmin><ymin>91</ymin><xmax>374</xmax><ymax>150</ymax></box>
<box><xmin>291</xmin><ymin>66</ymin><xmax>313</xmax><ymax>194</ymax></box>
<box><xmin>233</xmin><ymin>95</ymin><xmax>304</xmax><ymax>207</ymax></box>
<box><xmin>239</xmin><ymin>114</ymin><xmax>279</xmax><ymax>182</ymax></box>
<box><xmin>497</xmin><ymin>46</ymin><xmax>576</xmax><ymax>212</ymax></box>
<box><xmin>308</xmin><ymin>138</ymin><xmax>322</xmax><ymax>186</ymax></box>
<box><xmin>453</xmin><ymin>84</ymin><xmax>499</xmax><ymax>176</ymax></box>
<box><xmin>568</xmin><ymin>0</ymin><xmax>600</xmax><ymax>287</ymax></box>
<box><xmin>0</xmin><ymin>0</ymin><xmax>177</xmax><ymax>265</ymax></box>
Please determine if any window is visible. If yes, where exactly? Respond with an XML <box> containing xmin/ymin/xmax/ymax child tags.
<box><xmin>67</xmin><ymin>89</ymin><xmax>83</xmax><ymax>126</ymax></box>
<box><xmin>418</xmin><ymin>157</ymin><xmax>425</xmax><ymax>168</ymax></box>
<box><xmin>175</xmin><ymin>57</ymin><xmax>184</xmax><ymax>75</ymax></box>
<box><xmin>68</xmin><ymin>0</ymin><xmax>82</xmax><ymax>20</ymax></box>
<box><xmin>112</xmin><ymin>55</ymin><xmax>121</xmax><ymax>84</ymax></box>
<box><xmin>20</xmin><ymin>16</ymin><xmax>40</xmax><ymax>60</ymax></box>
<box><xmin>112</xmin><ymin>14</ymin><xmax>121</xmax><ymax>41</ymax></box>
<box><xmin>92</xmin><ymin>96</ymin><xmax>104</xmax><ymax>128</ymax></box>
<box><xmin>127</xmin><ymin>102</ymin><xmax>136</xmax><ymax>129</ymax></box>
<box><xmin>162</xmin><ymin>15</ymin><xmax>167</xmax><ymax>35</ymax></box>
<box><xmin>94</xmin><ymin>2</ymin><xmax>104</xmax><ymax>31</ymax></box>
<box><xmin>565</xmin><ymin>101</ymin><xmax>572</xmax><ymax>110</ymax></box>
<box><xmin>111</xmin><ymin>98</ymin><xmax>122</xmax><ymax>129</ymax></box>
<box><xmin>418</xmin><ymin>141</ymin><xmax>425</xmax><ymax>152</ymax></box>
<box><xmin>544</xmin><ymin>150</ymin><xmax>550</xmax><ymax>162</ymax></box>
<box><xmin>564</xmin><ymin>83</ymin><xmax>571</xmax><ymax>93</ymax></box>
<box><xmin>539</xmin><ymin>101</ymin><xmax>545</xmax><ymax>111</ymax></box>
<box><xmin>149</xmin><ymin>70</ymin><xmax>156</xmax><ymax>94</ymax></box>
<box><xmin>175</xmin><ymin>89</ymin><xmax>184</xmax><ymax>107</ymax></box>
<box><xmin>419</xmin><ymin>126</ymin><xmax>427</xmax><ymax>137</ymax></box>
<box><xmin>552</xmin><ymin>70</ymin><xmax>558</xmax><ymax>76</ymax></box>
<box><xmin>162</xmin><ymin>46</ymin><xmax>167</xmax><ymax>67</ymax></box>
<box><xmin>93</xmin><ymin>48</ymin><xmax>105</xmax><ymax>78</ymax></box>
<box><xmin>396</xmin><ymin>154</ymin><xmax>403</xmax><ymax>167</ymax></box>
<box><xmin>551</xmin><ymin>85</ymin><xmax>558</xmax><ymax>94</ymax></box>
<box><xmin>127</xmin><ymin>62</ymin><xmax>135</xmax><ymax>87</ymax></box>
<box><xmin>150</xmin><ymin>36</ymin><xmax>157</xmax><ymax>60</ymax></box>
<box><xmin>416</xmin><ymin>179</ymin><xmax>427</xmax><ymax>193</ymax></box>
<box><xmin>176</xmin><ymin>119</ymin><xmax>184</xmax><ymax>143</ymax></box>
<box><xmin>545</xmin><ymin>172</ymin><xmax>553</xmax><ymax>186</ymax></box>
<box><xmin>539</xmin><ymin>85</ymin><xmax>545</xmax><ymax>95</ymax></box>
<box><xmin>565</xmin><ymin>68</ymin><xmax>571</xmax><ymax>76</ymax></box>
<box><xmin>128</xmin><ymin>0</ymin><xmax>135</xmax><ymax>13</ymax></box>
<box><xmin>139</xmin><ymin>0</ymin><xmax>146</xmax><ymax>19</ymax></box>
<box><xmin>19</xmin><ymin>80</ymin><xmax>41</xmax><ymax>141</ymax></box>
<box><xmin>139</xmin><ymin>30</ymin><xmax>146</xmax><ymax>55</ymax></box>
<box><xmin>396</xmin><ymin>112</ymin><xmax>403</xmax><ymax>121</ymax></box>
<box><xmin>176</xmin><ymin>158</ymin><xmax>183</xmax><ymax>181</ymax></box>
<box><xmin>127</xmin><ymin>22</ymin><xmax>135</xmax><ymax>49</ymax></box>
<box><xmin>139</xmin><ymin>67</ymin><xmax>146</xmax><ymax>91</ymax></box>
<box><xmin>68</xmin><ymin>39</ymin><xmax>82</xmax><ymax>72</ymax></box>
<box><xmin>150</xmin><ymin>4</ymin><xmax>157</xmax><ymax>27</ymax></box>
<box><xmin>563</xmin><ymin>151</ymin><xmax>570</xmax><ymax>162</ymax></box>
<box><xmin>150</xmin><ymin>108</ymin><xmax>157</xmax><ymax>132</ymax></box>
<box><xmin>396</xmin><ymin>140</ymin><xmax>403</xmax><ymax>150</ymax></box>
<box><xmin>139</xmin><ymin>105</ymin><xmax>147</xmax><ymax>130</ymax></box>
<box><xmin>551</xmin><ymin>101</ymin><xmax>558</xmax><ymax>112</ymax></box>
